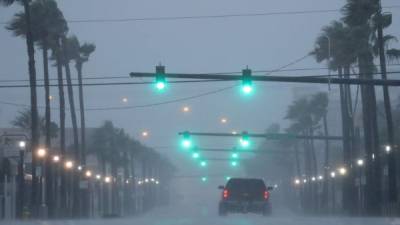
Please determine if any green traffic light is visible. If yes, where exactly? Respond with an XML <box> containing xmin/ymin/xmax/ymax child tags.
<box><xmin>181</xmin><ymin>140</ymin><xmax>192</xmax><ymax>149</ymax></box>
<box><xmin>192</xmin><ymin>152</ymin><xmax>200</xmax><ymax>159</ymax></box>
<box><xmin>181</xmin><ymin>131</ymin><xmax>192</xmax><ymax>149</ymax></box>
<box><xmin>225</xmin><ymin>176</ymin><xmax>231</xmax><ymax>181</ymax></box>
<box><xmin>231</xmin><ymin>161</ymin><xmax>238</xmax><ymax>167</ymax></box>
<box><xmin>231</xmin><ymin>152</ymin><xmax>239</xmax><ymax>159</ymax></box>
<box><xmin>239</xmin><ymin>132</ymin><xmax>251</xmax><ymax>149</ymax></box>
<box><xmin>241</xmin><ymin>84</ymin><xmax>253</xmax><ymax>94</ymax></box>
<box><xmin>200</xmin><ymin>161</ymin><xmax>207</xmax><ymax>167</ymax></box>
<box><xmin>240</xmin><ymin>139</ymin><xmax>250</xmax><ymax>148</ymax></box>
<box><xmin>155</xmin><ymin>65</ymin><xmax>167</xmax><ymax>91</ymax></box>
<box><xmin>201</xmin><ymin>177</ymin><xmax>207</xmax><ymax>182</ymax></box>
<box><xmin>241</xmin><ymin>67</ymin><xmax>253</xmax><ymax>95</ymax></box>
<box><xmin>156</xmin><ymin>81</ymin><xmax>166</xmax><ymax>90</ymax></box>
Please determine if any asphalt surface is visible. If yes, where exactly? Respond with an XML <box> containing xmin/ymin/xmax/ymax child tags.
<box><xmin>2</xmin><ymin>202</ymin><xmax>400</xmax><ymax>225</ymax></box>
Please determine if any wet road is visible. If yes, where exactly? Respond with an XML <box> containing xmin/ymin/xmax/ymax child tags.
<box><xmin>3</xmin><ymin>202</ymin><xmax>400</xmax><ymax>225</ymax></box>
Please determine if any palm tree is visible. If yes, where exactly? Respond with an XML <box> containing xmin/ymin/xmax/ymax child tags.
<box><xmin>309</xmin><ymin>92</ymin><xmax>330</xmax><ymax>211</ymax></box>
<box><xmin>371</xmin><ymin>9</ymin><xmax>400</xmax><ymax>203</ymax></box>
<box><xmin>7</xmin><ymin>0</ymin><xmax>67</xmax><ymax>152</ymax></box>
<box><xmin>7</xmin><ymin>3</ymin><xmax>67</xmax><ymax>216</ymax></box>
<box><xmin>50</xmin><ymin>34</ymin><xmax>69</xmax><ymax>216</ymax></box>
<box><xmin>342</xmin><ymin>0</ymin><xmax>382</xmax><ymax>215</ymax></box>
<box><xmin>1</xmin><ymin>0</ymin><xmax>40</xmax><ymax>212</ymax></box>
<box><xmin>312</xmin><ymin>21</ymin><xmax>357</xmax><ymax>213</ymax></box>
<box><xmin>286</xmin><ymin>97</ymin><xmax>319</xmax><ymax>212</ymax></box>
<box><xmin>73</xmin><ymin>40</ymin><xmax>95</xmax><ymax>165</ymax></box>
<box><xmin>61</xmin><ymin>35</ymin><xmax>80</xmax><ymax>162</ymax></box>
<box><xmin>58</xmin><ymin>35</ymin><xmax>82</xmax><ymax>216</ymax></box>
<box><xmin>11</xmin><ymin>109</ymin><xmax>59</xmax><ymax>138</ymax></box>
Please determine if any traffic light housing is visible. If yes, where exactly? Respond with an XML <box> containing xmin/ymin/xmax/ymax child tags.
<box><xmin>192</xmin><ymin>148</ymin><xmax>200</xmax><ymax>159</ymax></box>
<box><xmin>231</xmin><ymin>149</ymin><xmax>239</xmax><ymax>159</ymax></box>
<box><xmin>241</xmin><ymin>68</ymin><xmax>253</xmax><ymax>94</ymax></box>
<box><xmin>155</xmin><ymin>65</ymin><xmax>166</xmax><ymax>91</ymax></box>
<box><xmin>230</xmin><ymin>161</ymin><xmax>238</xmax><ymax>167</ymax></box>
<box><xmin>239</xmin><ymin>131</ymin><xmax>251</xmax><ymax>149</ymax></box>
<box><xmin>181</xmin><ymin>131</ymin><xmax>192</xmax><ymax>149</ymax></box>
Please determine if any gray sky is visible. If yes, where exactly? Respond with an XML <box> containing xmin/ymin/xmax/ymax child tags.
<box><xmin>1</xmin><ymin>0</ymin><xmax>400</xmax><ymax>191</ymax></box>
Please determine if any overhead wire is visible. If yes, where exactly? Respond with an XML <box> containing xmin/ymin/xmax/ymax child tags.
<box><xmin>1</xmin><ymin>63</ymin><xmax>400</xmax><ymax>84</ymax></box>
<box><xmin>1</xmin><ymin>6</ymin><xmax>399</xmax><ymax>25</ymax></box>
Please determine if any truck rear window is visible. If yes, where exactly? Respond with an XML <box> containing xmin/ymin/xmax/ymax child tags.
<box><xmin>226</xmin><ymin>179</ymin><xmax>266</xmax><ymax>193</ymax></box>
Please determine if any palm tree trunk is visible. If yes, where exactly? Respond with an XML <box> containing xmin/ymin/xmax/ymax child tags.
<box><xmin>377</xmin><ymin>6</ymin><xmax>397</xmax><ymax>202</ymax></box>
<box><xmin>322</xmin><ymin>115</ymin><xmax>330</xmax><ymax>212</ymax></box>
<box><xmin>309</xmin><ymin>126</ymin><xmax>318</xmax><ymax>212</ymax></box>
<box><xmin>339</xmin><ymin>66</ymin><xmax>355</xmax><ymax>214</ymax></box>
<box><xmin>42</xmin><ymin>40</ymin><xmax>54</xmax><ymax>217</ymax></box>
<box><xmin>294</xmin><ymin>141</ymin><xmax>301</xmax><ymax>177</ymax></box>
<box><xmin>55</xmin><ymin>36</ymin><xmax>67</xmax><ymax>215</ymax></box>
<box><xmin>359</xmin><ymin>53</ymin><xmax>382</xmax><ymax>215</ymax></box>
<box><xmin>22</xmin><ymin>0</ymin><xmax>40</xmax><ymax>212</ymax></box>
<box><xmin>76</xmin><ymin>63</ymin><xmax>87</xmax><ymax>164</ymax></box>
<box><xmin>62</xmin><ymin>37</ymin><xmax>80</xmax><ymax>217</ymax></box>
<box><xmin>111</xmin><ymin>159</ymin><xmax>118</xmax><ymax>215</ymax></box>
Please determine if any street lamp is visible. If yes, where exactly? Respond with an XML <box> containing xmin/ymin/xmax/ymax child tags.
<box><xmin>65</xmin><ymin>160</ymin><xmax>74</xmax><ymax>170</ymax></box>
<box><xmin>338</xmin><ymin>167</ymin><xmax>347</xmax><ymax>176</ymax></box>
<box><xmin>77</xmin><ymin>166</ymin><xmax>83</xmax><ymax>171</ymax></box>
<box><xmin>294</xmin><ymin>179</ymin><xmax>301</xmax><ymax>185</ymax></box>
<box><xmin>182</xmin><ymin>106</ymin><xmax>190</xmax><ymax>113</ymax></box>
<box><xmin>85</xmin><ymin>170</ymin><xmax>92</xmax><ymax>178</ymax></box>
<box><xmin>318</xmin><ymin>175</ymin><xmax>324</xmax><ymax>180</ymax></box>
<box><xmin>385</xmin><ymin>145</ymin><xmax>392</xmax><ymax>153</ymax></box>
<box><xmin>142</xmin><ymin>131</ymin><xmax>149</xmax><ymax>137</ymax></box>
<box><xmin>104</xmin><ymin>176</ymin><xmax>111</xmax><ymax>183</ymax></box>
<box><xmin>330</xmin><ymin>172</ymin><xmax>336</xmax><ymax>178</ymax></box>
<box><xmin>303</xmin><ymin>179</ymin><xmax>307</xmax><ymax>184</ymax></box>
<box><xmin>52</xmin><ymin>155</ymin><xmax>60</xmax><ymax>163</ymax></box>
<box><xmin>19</xmin><ymin>141</ymin><xmax>26</xmax><ymax>149</ymax></box>
<box><xmin>220</xmin><ymin>117</ymin><xmax>228</xmax><ymax>124</ymax></box>
<box><xmin>37</xmin><ymin>148</ymin><xmax>47</xmax><ymax>158</ymax></box>
<box><xmin>357</xmin><ymin>159</ymin><xmax>364</xmax><ymax>167</ymax></box>
<box><xmin>96</xmin><ymin>174</ymin><xmax>101</xmax><ymax>180</ymax></box>
<box><xmin>311</xmin><ymin>177</ymin><xmax>316</xmax><ymax>182</ymax></box>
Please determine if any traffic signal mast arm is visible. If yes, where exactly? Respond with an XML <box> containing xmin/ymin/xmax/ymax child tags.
<box><xmin>178</xmin><ymin>131</ymin><xmax>343</xmax><ymax>141</ymax></box>
<box><xmin>130</xmin><ymin>72</ymin><xmax>400</xmax><ymax>86</ymax></box>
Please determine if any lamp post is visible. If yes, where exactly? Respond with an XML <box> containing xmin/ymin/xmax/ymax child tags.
<box><xmin>17</xmin><ymin>141</ymin><xmax>26</xmax><ymax>218</ymax></box>
<box><xmin>37</xmin><ymin>148</ymin><xmax>48</xmax><ymax>218</ymax></box>
<box><xmin>356</xmin><ymin>159</ymin><xmax>364</xmax><ymax>215</ymax></box>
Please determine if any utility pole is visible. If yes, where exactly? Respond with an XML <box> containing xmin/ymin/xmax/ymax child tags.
<box><xmin>377</xmin><ymin>1</ymin><xmax>397</xmax><ymax>203</ymax></box>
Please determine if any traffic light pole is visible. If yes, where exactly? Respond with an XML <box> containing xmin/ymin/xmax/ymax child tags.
<box><xmin>130</xmin><ymin>72</ymin><xmax>400</xmax><ymax>86</ymax></box>
<box><xmin>178</xmin><ymin>131</ymin><xmax>343</xmax><ymax>141</ymax></box>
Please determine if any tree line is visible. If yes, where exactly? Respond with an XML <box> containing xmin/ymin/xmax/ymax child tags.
<box><xmin>1</xmin><ymin>0</ymin><xmax>175</xmax><ymax>218</ymax></box>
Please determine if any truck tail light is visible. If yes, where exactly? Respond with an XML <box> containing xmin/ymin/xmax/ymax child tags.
<box><xmin>264</xmin><ymin>191</ymin><xmax>270</xmax><ymax>200</ymax></box>
<box><xmin>223</xmin><ymin>189</ymin><xmax>229</xmax><ymax>199</ymax></box>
